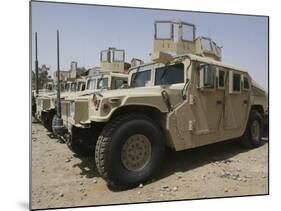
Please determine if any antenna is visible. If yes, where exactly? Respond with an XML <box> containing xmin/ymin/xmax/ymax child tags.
<box><xmin>207</xmin><ymin>27</ymin><xmax>212</xmax><ymax>38</ymax></box>
<box><xmin>56</xmin><ymin>30</ymin><xmax>61</xmax><ymax>118</ymax></box>
<box><xmin>35</xmin><ymin>32</ymin><xmax>39</xmax><ymax>95</ymax></box>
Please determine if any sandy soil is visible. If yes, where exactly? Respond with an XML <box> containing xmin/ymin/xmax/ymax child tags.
<box><xmin>31</xmin><ymin>120</ymin><xmax>268</xmax><ymax>210</ymax></box>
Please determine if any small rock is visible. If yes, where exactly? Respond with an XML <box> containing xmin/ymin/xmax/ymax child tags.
<box><xmin>59</xmin><ymin>193</ymin><xmax>64</xmax><ymax>197</ymax></box>
<box><xmin>243</xmin><ymin>178</ymin><xmax>247</xmax><ymax>182</ymax></box>
<box><xmin>84</xmin><ymin>193</ymin><xmax>87</xmax><ymax>197</ymax></box>
<box><xmin>222</xmin><ymin>159</ymin><xmax>232</xmax><ymax>164</ymax></box>
<box><xmin>93</xmin><ymin>179</ymin><xmax>97</xmax><ymax>184</ymax></box>
<box><xmin>147</xmin><ymin>198</ymin><xmax>152</xmax><ymax>202</ymax></box>
<box><xmin>172</xmin><ymin>186</ymin><xmax>178</xmax><ymax>192</ymax></box>
<box><xmin>79</xmin><ymin>182</ymin><xmax>83</xmax><ymax>186</ymax></box>
<box><xmin>220</xmin><ymin>172</ymin><xmax>231</xmax><ymax>178</ymax></box>
<box><xmin>65</xmin><ymin>159</ymin><xmax>71</xmax><ymax>163</ymax></box>
<box><xmin>231</xmin><ymin>174</ymin><xmax>240</xmax><ymax>180</ymax></box>
<box><xmin>139</xmin><ymin>183</ymin><xmax>144</xmax><ymax>188</ymax></box>
<box><xmin>262</xmin><ymin>175</ymin><xmax>267</xmax><ymax>178</ymax></box>
<box><xmin>162</xmin><ymin>185</ymin><xmax>169</xmax><ymax>189</ymax></box>
<box><xmin>237</xmin><ymin>168</ymin><xmax>241</xmax><ymax>172</ymax></box>
<box><xmin>224</xmin><ymin>189</ymin><xmax>228</xmax><ymax>193</ymax></box>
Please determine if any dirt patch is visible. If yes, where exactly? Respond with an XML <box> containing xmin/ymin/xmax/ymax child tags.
<box><xmin>31</xmin><ymin>121</ymin><xmax>268</xmax><ymax>209</ymax></box>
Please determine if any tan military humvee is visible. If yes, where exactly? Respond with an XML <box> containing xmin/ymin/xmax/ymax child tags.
<box><xmin>35</xmin><ymin>78</ymin><xmax>86</xmax><ymax>131</ymax></box>
<box><xmin>61</xmin><ymin>21</ymin><xmax>269</xmax><ymax>188</ymax></box>
<box><xmin>53</xmin><ymin>48</ymin><xmax>131</xmax><ymax>154</ymax></box>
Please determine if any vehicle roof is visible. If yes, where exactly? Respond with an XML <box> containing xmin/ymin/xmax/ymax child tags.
<box><xmin>128</xmin><ymin>53</ymin><xmax>248</xmax><ymax>74</ymax></box>
<box><xmin>76</xmin><ymin>78</ymin><xmax>86</xmax><ymax>82</ymax></box>
<box><xmin>186</xmin><ymin>53</ymin><xmax>248</xmax><ymax>73</ymax></box>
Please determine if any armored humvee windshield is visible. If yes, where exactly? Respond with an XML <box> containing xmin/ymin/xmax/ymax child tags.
<box><xmin>76</xmin><ymin>81</ymin><xmax>86</xmax><ymax>92</ymax></box>
<box><xmin>97</xmin><ymin>77</ymin><xmax>109</xmax><ymax>89</ymax></box>
<box><xmin>70</xmin><ymin>82</ymin><xmax>76</xmax><ymax>92</ymax></box>
<box><xmin>130</xmin><ymin>63</ymin><xmax>185</xmax><ymax>88</ymax></box>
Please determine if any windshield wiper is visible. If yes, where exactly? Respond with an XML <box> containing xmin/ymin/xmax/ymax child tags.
<box><xmin>158</xmin><ymin>65</ymin><xmax>169</xmax><ymax>85</ymax></box>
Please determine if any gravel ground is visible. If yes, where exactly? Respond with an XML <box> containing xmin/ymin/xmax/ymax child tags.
<box><xmin>31</xmin><ymin>120</ymin><xmax>268</xmax><ymax>210</ymax></box>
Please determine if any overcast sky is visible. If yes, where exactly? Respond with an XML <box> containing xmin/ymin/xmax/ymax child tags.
<box><xmin>31</xmin><ymin>1</ymin><xmax>268</xmax><ymax>89</ymax></box>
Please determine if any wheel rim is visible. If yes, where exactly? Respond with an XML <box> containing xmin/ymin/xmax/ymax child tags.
<box><xmin>251</xmin><ymin>120</ymin><xmax>260</xmax><ymax>141</ymax></box>
<box><xmin>121</xmin><ymin>134</ymin><xmax>152</xmax><ymax>171</ymax></box>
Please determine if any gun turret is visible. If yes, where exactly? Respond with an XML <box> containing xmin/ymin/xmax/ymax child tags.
<box><xmin>100</xmin><ymin>47</ymin><xmax>126</xmax><ymax>73</ymax></box>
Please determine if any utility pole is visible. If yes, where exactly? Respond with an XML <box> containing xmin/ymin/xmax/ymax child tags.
<box><xmin>35</xmin><ymin>32</ymin><xmax>39</xmax><ymax>95</ymax></box>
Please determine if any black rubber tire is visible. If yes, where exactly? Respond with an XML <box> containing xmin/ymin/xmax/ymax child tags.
<box><xmin>95</xmin><ymin>113</ymin><xmax>165</xmax><ymax>189</ymax></box>
<box><xmin>66</xmin><ymin>127</ymin><xmax>97</xmax><ymax>156</ymax></box>
<box><xmin>42</xmin><ymin>110</ymin><xmax>55</xmax><ymax>132</ymax></box>
<box><xmin>240</xmin><ymin>110</ymin><xmax>263</xmax><ymax>148</ymax></box>
<box><xmin>51</xmin><ymin>114</ymin><xmax>59</xmax><ymax>137</ymax></box>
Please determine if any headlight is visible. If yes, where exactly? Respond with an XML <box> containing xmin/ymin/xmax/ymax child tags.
<box><xmin>70</xmin><ymin>102</ymin><xmax>75</xmax><ymax>118</ymax></box>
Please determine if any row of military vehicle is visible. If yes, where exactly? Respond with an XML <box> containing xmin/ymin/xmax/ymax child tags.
<box><xmin>33</xmin><ymin>20</ymin><xmax>268</xmax><ymax>189</ymax></box>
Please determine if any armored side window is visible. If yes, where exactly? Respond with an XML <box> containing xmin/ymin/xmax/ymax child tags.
<box><xmin>87</xmin><ymin>79</ymin><xmax>96</xmax><ymax>90</ymax></box>
<box><xmin>70</xmin><ymin>83</ymin><xmax>77</xmax><ymax>92</ymax></box>
<box><xmin>218</xmin><ymin>69</ymin><xmax>225</xmax><ymax>89</ymax></box>
<box><xmin>113</xmin><ymin>50</ymin><xmax>125</xmax><ymax>62</ymax></box>
<box><xmin>155</xmin><ymin>22</ymin><xmax>172</xmax><ymax>40</ymax></box>
<box><xmin>155</xmin><ymin>63</ymin><xmax>184</xmax><ymax>86</ymax></box>
<box><xmin>243</xmin><ymin>75</ymin><xmax>250</xmax><ymax>90</ymax></box>
<box><xmin>200</xmin><ymin>64</ymin><xmax>215</xmax><ymax>89</ymax></box>
<box><xmin>114</xmin><ymin>79</ymin><xmax>127</xmax><ymax>89</ymax></box>
<box><xmin>182</xmin><ymin>24</ymin><xmax>195</xmax><ymax>42</ymax></box>
<box><xmin>81</xmin><ymin>83</ymin><xmax>86</xmax><ymax>91</ymax></box>
<box><xmin>233</xmin><ymin>73</ymin><xmax>241</xmax><ymax>92</ymax></box>
<box><xmin>202</xmin><ymin>38</ymin><xmax>212</xmax><ymax>52</ymax></box>
<box><xmin>131</xmin><ymin>70</ymin><xmax>152</xmax><ymax>88</ymax></box>
<box><xmin>97</xmin><ymin>78</ymin><xmax>109</xmax><ymax>89</ymax></box>
<box><xmin>101</xmin><ymin>51</ymin><xmax>109</xmax><ymax>62</ymax></box>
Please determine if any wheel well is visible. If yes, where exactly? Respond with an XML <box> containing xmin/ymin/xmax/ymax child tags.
<box><xmin>251</xmin><ymin>104</ymin><xmax>264</xmax><ymax>115</ymax></box>
<box><xmin>111</xmin><ymin>105</ymin><xmax>164</xmax><ymax>127</ymax></box>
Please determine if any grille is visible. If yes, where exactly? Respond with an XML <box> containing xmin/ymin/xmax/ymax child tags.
<box><xmin>61</xmin><ymin>101</ymin><xmax>70</xmax><ymax>117</ymax></box>
<box><xmin>74</xmin><ymin>101</ymin><xmax>89</xmax><ymax>123</ymax></box>
<box><xmin>42</xmin><ymin>99</ymin><xmax>51</xmax><ymax>110</ymax></box>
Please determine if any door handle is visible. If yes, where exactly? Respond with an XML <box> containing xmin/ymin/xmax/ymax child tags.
<box><xmin>216</xmin><ymin>100</ymin><xmax>222</xmax><ymax>105</ymax></box>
